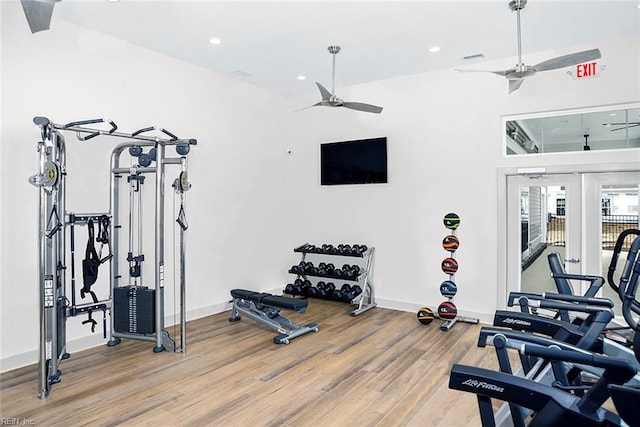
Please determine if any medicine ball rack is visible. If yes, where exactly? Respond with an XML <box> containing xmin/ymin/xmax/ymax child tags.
<box><xmin>284</xmin><ymin>243</ymin><xmax>377</xmax><ymax>316</ymax></box>
<box><xmin>437</xmin><ymin>213</ymin><xmax>479</xmax><ymax>331</ymax></box>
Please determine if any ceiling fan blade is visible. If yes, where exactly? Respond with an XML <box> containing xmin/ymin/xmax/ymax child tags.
<box><xmin>456</xmin><ymin>68</ymin><xmax>513</xmax><ymax>76</ymax></box>
<box><xmin>315</xmin><ymin>82</ymin><xmax>332</xmax><ymax>101</ymax></box>
<box><xmin>294</xmin><ymin>102</ymin><xmax>323</xmax><ymax>112</ymax></box>
<box><xmin>21</xmin><ymin>0</ymin><xmax>59</xmax><ymax>33</ymax></box>
<box><xmin>509</xmin><ymin>79</ymin><xmax>525</xmax><ymax>94</ymax></box>
<box><xmin>608</xmin><ymin>123</ymin><xmax>640</xmax><ymax>132</ymax></box>
<box><xmin>341</xmin><ymin>102</ymin><xmax>383</xmax><ymax>114</ymax></box>
<box><xmin>532</xmin><ymin>49</ymin><xmax>601</xmax><ymax>72</ymax></box>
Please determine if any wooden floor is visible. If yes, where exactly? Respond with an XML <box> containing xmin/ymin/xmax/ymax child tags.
<box><xmin>0</xmin><ymin>299</ymin><xmax>501</xmax><ymax>426</ymax></box>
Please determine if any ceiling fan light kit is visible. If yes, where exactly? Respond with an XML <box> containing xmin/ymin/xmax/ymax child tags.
<box><xmin>300</xmin><ymin>45</ymin><xmax>384</xmax><ymax>114</ymax></box>
<box><xmin>457</xmin><ymin>0</ymin><xmax>601</xmax><ymax>94</ymax></box>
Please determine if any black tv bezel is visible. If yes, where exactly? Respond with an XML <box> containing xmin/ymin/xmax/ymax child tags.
<box><xmin>320</xmin><ymin>136</ymin><xmax>388</xmax><ymax>186</ymax></box>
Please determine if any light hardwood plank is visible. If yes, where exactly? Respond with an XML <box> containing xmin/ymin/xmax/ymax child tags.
<box><xmin>0</xmin><ymin>298</ymin><xmax>511</xmax><ymax>426</ymax></box>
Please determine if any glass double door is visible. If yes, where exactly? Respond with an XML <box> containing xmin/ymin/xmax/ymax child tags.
<box><xmin>506</xmin><ymin>171</ymin><xmax>640</xmax><ymax>316</ymax></box>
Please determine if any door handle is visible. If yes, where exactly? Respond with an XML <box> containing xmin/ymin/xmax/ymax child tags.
<box><xmin>566</xmin><ymin>257</ymin><xmax>581</xmax><ymax>264</ymax></box>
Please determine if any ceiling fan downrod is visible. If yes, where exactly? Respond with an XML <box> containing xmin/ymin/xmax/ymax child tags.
<box><xmin>509</xmin><ymin>0</ymin><xmax>527</xmax><ymax>71</ymax></box>
<box><xmin>328</xmin><ymin>45</ymin><xmax>341</xmax><ymax>97</ymax></box>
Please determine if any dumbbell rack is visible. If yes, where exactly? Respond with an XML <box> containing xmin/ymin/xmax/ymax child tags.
<box><xmin>287</xmin><ymin>243</ymin><xmax>377</xmax><ymax>316</ymax></box>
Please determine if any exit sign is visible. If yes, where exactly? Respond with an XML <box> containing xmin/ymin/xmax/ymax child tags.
<box><xmin>571</xmin><ymin>61</ymin><xmax>600</xmax><ymax>80</ymax></box>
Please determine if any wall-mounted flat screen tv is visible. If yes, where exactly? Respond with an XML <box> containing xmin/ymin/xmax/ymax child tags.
<box><xmin>320</xmin><ymin>137</ymin><xmax>387</xmax><ymax>185</ymax></box>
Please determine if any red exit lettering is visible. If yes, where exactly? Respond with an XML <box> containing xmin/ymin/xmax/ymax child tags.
<box><xmin>575</xmin><ymin>62</ymin><xmax>598</xmax><ymax>79</ymax></box>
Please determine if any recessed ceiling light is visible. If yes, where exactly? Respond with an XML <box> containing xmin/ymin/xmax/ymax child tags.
<box><xmin>297</xmin><ymin>75</ymin><xmax>306</xmax><ymax>81</ymax></box>
<box><xmin>609</xmin><ymin>113</ymin><xmax>617</xmax><ymax>116</ymax></box>
<box><xmin>428</xmin><ymin>46</ymin><xmax>441</xmax><ymax>53</ymax></box>
<box><xmin>209</xmin><ymin>37</ymin><xmax>222</xmax><ymax>45</ymax></box>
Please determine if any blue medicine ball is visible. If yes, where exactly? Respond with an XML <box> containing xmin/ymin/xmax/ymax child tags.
<box><xmin>440</xmin><ymin>280</ymin><xmax>458</xmax><ymax>297</ymax></box>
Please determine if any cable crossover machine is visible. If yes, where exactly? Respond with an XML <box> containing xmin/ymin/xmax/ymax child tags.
<box><xmin>28</xmin><ymin>116</ymin><xmax>196</xmax><ymax>399</ymax></box>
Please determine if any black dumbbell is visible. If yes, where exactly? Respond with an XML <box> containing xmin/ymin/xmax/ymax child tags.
<box><xmin>341</xmin><ymin>264</ymin><xmax>355</xmax><ymax>279</ymax></box>
<box><xmin>307</xmin><ymin>286</ymin><xmax>318</xmax><ymax>297</ymax></box>
<box><xmin>359</xmin><ymin>245</ymin><xmax>368</xmax><ymax>254</ymax></box>
<box><xmin>302</xmin><ymin>279</ymin><xmax>312</xmax><ymax>290</ymax></box>
<box><xmin>343</xmin><ymin>289</ymin><xmax>355</xmax><ymax>302</ymax></box>
<box><xmin>332</xmin><ymin>289</ymin><xmax>343</xmax><ymax>301</ymax></box>
<box><xmin>326</xmin><ymin>263</ymin><xmax>335</xmax><ymax>272</ymax></box>
<box><xmin>352</xmin><ymin>285</ymin><xmax>363</xmax><ymax>296</ymax></box>
<box><xmin>293</xmin><ymin>278</ymin><xmax>304</xmax><ymax>294</ymax></box>
<box><xmin>343</xmin><ymin>244</ymin><xmax>352</xmax><ymax>255</ymax></box>
<box><xmin>334</xmin><ymin>269</ymin><xmax>343</xmax><ymax>278</ymax></box>
<box><xmin>310</xmin><ymin>266</ymin><xmax>319</xmax><ymax>275</ymax></box>
<box><xmin>317</xmin><ymin>262</ymin><xmax>327</xmax><ymax>275</ymax></box>
<box><xmin>284</xmin><ymin>284</ymin><xmax>295</xmax><ymax>294</ymax></box>
<box><xmin>317</xmin><ymin>281</ymin><xmax>328</xmax><ymax>298</ymax></box>
<box><xmin>326</xmin><ymin>282</ymin><xmax>336</xmax><ymax>292</ymax></box>
<box><xmin>350</xmin><ymin>265</ymin><xmax>361</xmax><ymax>278</ymax></box>
<box><xmin>290</xmin><ymin>265</ymin><xmax>299</xmax><ymax>274</ymax></box>
<box><xmin>341</xmin><ymin>284</ymin><xmax>352</xmax><ymax>293</ymax></box>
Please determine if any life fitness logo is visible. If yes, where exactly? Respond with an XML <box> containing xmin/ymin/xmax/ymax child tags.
<box><xmin>569</xmin><ymin>61</ymin><xmax>603</xmax><ymax>80</ymax></box>
<box><xmin>462</xmin><ymin>379</ymin><xmax>505</xmax><ymax>393</ymax></box>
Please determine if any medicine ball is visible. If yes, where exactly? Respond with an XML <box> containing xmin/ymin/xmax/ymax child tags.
<box><xmin>417</xmin><ymin>307</ymin><xmax>435</xmax><ymax>325</ymax></box>
<box><xmin>442</xmin><ymin>235</ymin><xmax>459</xmax><ymax>252</ymax></box>
<box><xmin>439</xmin><ymin>280</ymin><xmax>458</xmax><ymax>297</ymax></box>
<box><xmin>438</xmin><ymin>301</ymin><xmax>458</xmax><ymax>320</ymax></box>
<box><xmin>441</xmin><ymin>257</ymin><xmax>459</xmax><ymax>274</ymax></box>
<box><xmin>443</xmin><ymin>212</ymin><xmax>461</xmax><ymax>229</ymax></box>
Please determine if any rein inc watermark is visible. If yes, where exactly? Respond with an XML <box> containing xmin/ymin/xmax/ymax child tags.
<box><xmin>1</xmin><ymin>419</ymin><xmax>35</xmax><ymax>425</ymax></box>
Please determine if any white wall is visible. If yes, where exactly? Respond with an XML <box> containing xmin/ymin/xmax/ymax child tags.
<box><xmin>282</xmin><ymin>35</ymin><xmax>640</xmax><ymax>319</ymax></box>
<box><xmin>2</xmin><ymin>0</ymin><xmax>639</xmax><ymax>373</ymax></box>
<box><xmin>0</xmin><ymin>3</ymin><xmax>295</xmax><ymax>371</ymax></box>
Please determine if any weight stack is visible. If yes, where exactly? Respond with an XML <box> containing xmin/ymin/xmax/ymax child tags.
<box><xmin>113</xmin><ymin>286</ymin><xmax>156</xmax><ymax>334</ymax></box>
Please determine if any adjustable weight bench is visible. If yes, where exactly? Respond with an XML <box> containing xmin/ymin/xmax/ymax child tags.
<box><xmin>229</xmin><ymin>289</ymin><xmax>318</xmax><ymax>344</ymax></box>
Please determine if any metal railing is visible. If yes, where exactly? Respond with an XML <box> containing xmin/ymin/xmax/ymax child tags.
<box><xmin>545</xmin><ymin>214</ymin><xmax>638</xmax><ymax>250</ymax></box>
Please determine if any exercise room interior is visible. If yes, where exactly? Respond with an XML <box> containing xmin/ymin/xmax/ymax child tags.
<box><xmin>1</xmin><ymin>1</ymin><xmax>640</xmax><ymax>426</ymax></box>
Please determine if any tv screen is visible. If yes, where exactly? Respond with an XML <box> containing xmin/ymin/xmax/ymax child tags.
<box><xmin>320</xmin><ymin>137</ymin><xmax>387</xmax><ymax>185</ymax></box>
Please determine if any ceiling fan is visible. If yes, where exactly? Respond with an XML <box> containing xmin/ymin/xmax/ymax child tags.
<box><xmin>20</xmin><ymin>0</ymin><xmax>61</xmax><ymax>33</ymax></box>
<box><xmin>458</xmin><ymin>0</ymin><xmax>601</xmax><ymax>94</ymax></box>
<box><xmin>603</xmin><ymin>122</ymin><xmax>640</xmax><ymax>132</ymax></box>
<box><xmin>301</xmin><ymin>45</ymin><xmax>383</xmax><ymax>114</ymax></box>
